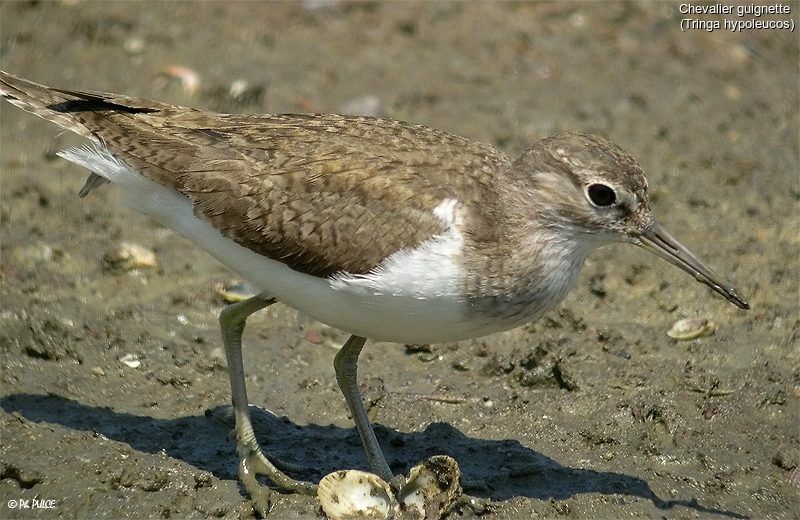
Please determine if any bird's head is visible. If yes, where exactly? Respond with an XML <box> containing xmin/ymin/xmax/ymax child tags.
<box><xmin>507</xmin><ymin>132</ymin><xmax>749</xmax><ymax>310</ymax></box>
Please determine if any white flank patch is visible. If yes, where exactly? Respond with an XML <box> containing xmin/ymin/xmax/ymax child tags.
<box><xmin>329</xmin><ymin>198</ymin><xmax>464</xmax><ymax>300</ymax></box>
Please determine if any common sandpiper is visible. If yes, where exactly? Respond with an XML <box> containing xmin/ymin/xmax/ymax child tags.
<box><xmin>0</xmin><ymin>71</ymin><xmax>749</xmax><ymax>515</ymax></box>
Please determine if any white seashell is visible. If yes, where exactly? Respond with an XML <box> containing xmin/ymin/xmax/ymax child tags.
<box><xmin>398</xmin><ymin>455</ymin><xmax>461</xmax><ymax>519</ymax></box>
<box><xmin>667</xmin><ymin>318</ymin><xmax>716</xmax><ymax>340</ymax></box>
<box><xmin>119</xmin><ymin>353</ymin><xmax>141</xmax><ymax>369</ymax></box>
<box><xmin>318</xmin><ymin>469</ymin><xmax>395</xmax><ymax>520</ymax></box>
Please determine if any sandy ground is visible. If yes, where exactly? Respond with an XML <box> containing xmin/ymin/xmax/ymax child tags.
<box><xmin>0</xmin><ymin>1</ymin><xmax>798</xmax><ymax>519</ymax></box>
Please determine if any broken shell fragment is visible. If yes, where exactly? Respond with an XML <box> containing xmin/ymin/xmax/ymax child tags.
<box><xmin>398</xmin><ymin>455</ymin><xmax>462</xmax><ymax>519</ymax></box>
<box><xmin>161</xmin><ymin>65</ymin><xmax>200</xmax><ymax>96</ymax></box>
<box><xmin>103</xmin><ymin>242</ymin><xmax>157</xmax><ymax>271</ymax></box>
<box><xmin>667</xmin><ymin>318</ymin><xmax>716</xmax><ymax>340</ymax></box>
<box><xmin>214</xmin><ymin>280</ymin><xmax>257</xmax><ymax>303</ymax></box>
<box><xmin>318</xmin><ymin>469</ymin><xmax>395</xmax><ymax>520</ymax></box>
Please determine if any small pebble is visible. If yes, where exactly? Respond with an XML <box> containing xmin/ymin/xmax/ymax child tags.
<box><xmin>60</xmin><ymin>318</ymin><xmax>75</xmax><ymax>329</ymax></box>
<box><xmin>13</xmin><ymin>243</ymin><xmax>59</xmax><ymax>264</ymax></box>
<box><xmin>569</xmin><ymin>12</ymin><xmax>586</xmax><ymax>28</ymax></box>
<box><xmin>123</xmin><ymin>36</ymin><xmax>145</xmax><ymax>55</ymax></box>
<box><xmin>209</xmin><ymin>347</ymin><xmax>226</xmax><ymax>365</ymax></box>
<box><xmin>194</xmin><ymin>473</ymin><xmax>213</xmax><ymax>489</ymax></box>
<box><xmin>302</xmin><ymin>0</ymin><xmax>341</xmax><ymax>10</ymax></box>
<box><xmin>667</xmin><ymin>317</ymin><xmax>716</xmax><ymax>340</ymax></box>
<box><xmin>228</xmin><ymin>79</ymin><xmax>264</xmax><ymax>105</ymax></box>
<box><xmin>723</xmin><ymin>84</ymin><xmax>740</xmax><ymax>100</ymax></box>
<box><xmin>304</xmin><ymin>329</ymin><xmax>323</xmax><ymax>345</ymax></box>
<box><xmin>91</xmin><ymin>367</ymin><xmax>107</xmax><ymax>377</ymax></box>
<box><xmin>452</xmin><ymin>360</ymin><xmax>470</xmax><ymax>371</ymax></box>
<box><xmin>340</xmin><ymin>95</ymin><xmax>383</xmax><ymax>117</ymax></box>
<box><xmin>728</xmin><ymin>44</ymin><xmax>750</xmax><ymax>64</ymax></box>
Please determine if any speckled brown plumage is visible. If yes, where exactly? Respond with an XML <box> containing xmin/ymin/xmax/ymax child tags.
<box><xmin>0</xmin><ymin>71</ymin><xmax>513</xmax><ymax>277</ymax></box>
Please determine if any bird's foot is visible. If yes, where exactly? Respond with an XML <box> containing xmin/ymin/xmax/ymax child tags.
<box><xmin>227</xmin><ymin>428</ymin><xmax>314</xmax><ymax>474</ymax></box>
<box><xmin>237</xmin><ymin>440</ymin><xmax>317</xmax><ymax>517</ymax></box>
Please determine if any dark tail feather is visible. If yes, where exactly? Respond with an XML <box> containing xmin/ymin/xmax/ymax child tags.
<box><xmin>0</xmin><ymin>71</ymin><xmax>124</xmax><ymax>196</ymax></box>
<box><xmin>2</xmin><ymin>71</ymin><xmax>182</xmax><ymax>197</ymax></box>
<box><xmin>0</xmin><ymin>70</ymin><xmax>97</xmax><ymax>139</ymax></box>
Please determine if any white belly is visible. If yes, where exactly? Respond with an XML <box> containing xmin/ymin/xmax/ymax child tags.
<box><xmin>58</xmin><ymin>145</ymin><xmax>522</xmax><ymax>344</ymax></box>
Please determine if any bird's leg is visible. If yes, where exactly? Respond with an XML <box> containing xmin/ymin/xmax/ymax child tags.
<box><xmin>333</xmin><ymin>335</ymin><xmax>394</xmax><ymax>482</ymax></box>
<box><xmin>219</xmin><ymin>294</ymin><xmax>317</xmax><ymax>515</ymax></box>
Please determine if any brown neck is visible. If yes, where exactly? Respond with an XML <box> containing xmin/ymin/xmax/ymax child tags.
<box><xmin>459</xmin><ymin>169</ymin><xmax>591</xmax><ymax>317</ymax></box>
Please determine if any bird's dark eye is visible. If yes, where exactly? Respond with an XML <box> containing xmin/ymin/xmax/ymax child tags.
<box><xmin>587</xmin><ymin>184</ymin><xmax>617</xmax><ymax>207</ymax></box>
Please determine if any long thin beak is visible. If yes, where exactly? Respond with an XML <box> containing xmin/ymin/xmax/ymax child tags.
<box><xmin>637</xmin><ymin>222</ymin><xmax>749</xmax><ymax>310</ymax></box>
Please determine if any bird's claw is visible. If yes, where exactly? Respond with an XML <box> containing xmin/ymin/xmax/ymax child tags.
<box><xmin>235</xmin><ymin>439</ymin><xmax>317</xmax><ymax>517</ymax></box>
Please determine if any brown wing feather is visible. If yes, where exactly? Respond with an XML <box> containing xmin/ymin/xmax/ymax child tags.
<box><xmin>0</xmin><ymin>71</ymin><xmax>511</xmax><ymax>276</ymax></box>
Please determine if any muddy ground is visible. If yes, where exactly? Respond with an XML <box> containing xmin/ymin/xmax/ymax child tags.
<box><xmin>0</xmin><ymin>1</ymin><xmax>798</xmax><ymax>519</ymax></box>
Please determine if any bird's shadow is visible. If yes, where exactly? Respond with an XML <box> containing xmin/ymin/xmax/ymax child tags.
<box><xmin>1</xmin><ymin>393</ymin><xmax>746</xmax><ymax>518</ymax></box>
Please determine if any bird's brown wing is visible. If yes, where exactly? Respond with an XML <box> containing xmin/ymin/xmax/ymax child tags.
<box><xmin>0</xmin><ymin>71</ymin><xmax>510</xmax><ymax>276</ymax></box>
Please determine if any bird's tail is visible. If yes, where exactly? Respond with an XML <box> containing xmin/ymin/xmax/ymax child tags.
<box><xmin>0</xmin><ymin>71</ymin><xmax>160</xmax><ymax>196</ymax></box>
<box><xmin>0</xmin><ymin>70</ymin><xmax>97</xmax><ymax>139</ymax></box>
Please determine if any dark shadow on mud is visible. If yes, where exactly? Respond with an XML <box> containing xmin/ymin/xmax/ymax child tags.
<box><xmin>2</xmin><ymin>393</ymin><xmax>747</xmax><ymax>518</ymax></box>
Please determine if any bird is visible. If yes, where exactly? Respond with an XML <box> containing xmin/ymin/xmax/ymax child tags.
<box><xmin>0</xmin><ymin>71</ymin><xmax>749</xmax><ymax>515</ymax></box>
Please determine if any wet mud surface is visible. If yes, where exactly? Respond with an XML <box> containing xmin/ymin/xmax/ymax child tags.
<box><xmin>1</xmin><ymin>2</ymin><xmax>798</xmax><ymax>519</ymax></box>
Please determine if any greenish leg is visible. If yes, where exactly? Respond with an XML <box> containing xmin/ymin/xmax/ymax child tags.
<box><xmin>219</xmin><ymin>295</ymin><xmax>317</xmax><ymax>516</ymax></box>
<box><xmin>333</xmin><ymin>335</ymin><xmax>394</xmax><ymax>482</ymax></box>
